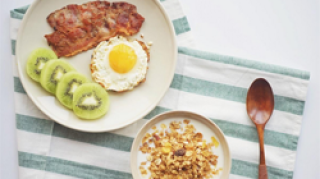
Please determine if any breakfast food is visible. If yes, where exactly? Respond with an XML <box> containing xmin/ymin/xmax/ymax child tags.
<box><xmin>26</xmin><ymin>48</ymin><xmax>57</xmax><ymax>82</ymax></box>
<box><xmin>26</xmin><ymin>47</ymin><xmax>111</xmax><ymax>120</ymax></box>
<box><xmin>56</xmin><ymin>72</ymin><xmax>89</xmax><ymax>109</ymax></box>
<box><xmin>91</xmin><ymin>36</ymin><xmax>150</xmax><ymax>92</ymax></box>
<box><xmin>139</xmin><ymin>120</ymin><xmax>222</xmax><ymax>179</ymax></box>
<box><xmin>73</xmin><ymin>83</ymin><xmax>110</xmax><ymax>119</ymax></box>
<box><xmin>40</xmin><ymin>59</ymin><xmax>76</xmax><ymax>94</ymax></box>
<box><xmin>44</xmin><ymin>1</ymin><xmax>145</xmax><ymax>57</ymax></box>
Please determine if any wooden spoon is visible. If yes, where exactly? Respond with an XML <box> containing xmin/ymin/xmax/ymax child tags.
<box><xmin>246</xmin><ymin>78</ymin><xmax>274</xmax><ymax>179</ymax></box>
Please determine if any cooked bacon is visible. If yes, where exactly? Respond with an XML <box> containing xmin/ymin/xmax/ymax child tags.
<box><xmin>45</xmin><ymin>1</ymin><xmax>145</xmax><ymax>57</ymax></box>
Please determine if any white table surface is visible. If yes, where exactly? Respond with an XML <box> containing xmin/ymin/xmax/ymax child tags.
<box><xmin>0</xmin><ymin>0</ymin><xmax>319</xmax><ymax>178</ymax></box>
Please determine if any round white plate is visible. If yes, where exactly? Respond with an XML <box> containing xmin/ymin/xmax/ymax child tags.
<box><xmin>131</xmin><ymin>111</ymin><xmax>231</xmax><ymax>179</ymax></box>
<box><xmin>16</xmin><ymin>0</ymin><xmax>177</xmax><ymax>132</ymax></box>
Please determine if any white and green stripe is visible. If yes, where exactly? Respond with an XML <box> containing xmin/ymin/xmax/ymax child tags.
<box><xmin>11</xmin><ymin>1</ymin><xmax>309</xmax><ymax>179</ymax></box>
<box><xmin>10</xmin><ymin>5</ymin><xmax>29</xmax><ymax>20</ymax></box>
<box><xmin>175</xmin><ymin>52</ymin><xmax>308</xmax><ymax>101</ymax></box>
<box><xmin>19</xmin><ymin>152</ymin><xmax>133</xmax><ymax>179</ymax></box>
<box><xmin>178</xmin><ymin>47</ymin><xmax>310</xmax><ymax>80</ymax></box>
<box><xmin>16</xmin><ymin>115</ymin><xmax>296</xmax><ymax>178</ymax></box>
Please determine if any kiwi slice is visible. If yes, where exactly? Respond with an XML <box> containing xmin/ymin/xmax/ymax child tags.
<box><xmin>56</xmin><ymin>72</ymin><xmax>89</xmax><ymax>109</ymax></box>
<box><xmin>40</xmin><ymin>59</ymin><xmax>75</xmax><ymax>94</ymax></box>
<box><xmin>73</xmin><ymin>83</ymin><xmax>109</xmax><ymax>120</ymax></box>
<box><xmin>26</xmin><ymin>48</ymin><xmax>58</xmax><ymax>82</ymax></box>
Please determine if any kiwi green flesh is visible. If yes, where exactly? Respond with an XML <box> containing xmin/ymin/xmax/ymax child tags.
<box><xmin>26</xmin><ymin>48</ymin><xmax>57</xmax><ymax>82</ymax></box>
<box><xmin>40</xmin><ymin>60</ymin><xmax>75</xmax><ymax>94</ymax></box>
<box><xmin>73</xmin><ymin>83</ymin><xmax>109</xmax><ymax>120</ymax></box>
<box><xmin>56</xmin><ymin>72</ymin><xmax>88</xmax><ymax>109</ymax></box>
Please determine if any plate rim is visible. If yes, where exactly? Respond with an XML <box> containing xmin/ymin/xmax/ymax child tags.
<box><xmin>15</xmin><ymin>0</ymin><xmax>177</xmax><ymax>133</ymax></box>
<box><xmin>130</xmin><ymin>110</ymin><xmax>232</xmax><ymax>179</ymax></box>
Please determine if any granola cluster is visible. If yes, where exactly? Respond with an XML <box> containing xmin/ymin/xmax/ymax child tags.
<box><xmin>139</xmin><ymin>120</ymin><xmax>222</xmax><ymax>179</ymax></box>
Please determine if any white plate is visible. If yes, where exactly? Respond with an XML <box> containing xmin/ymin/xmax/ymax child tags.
<box><xmin>131</xmin><ymin>111</ymin><xmax>231</xmax><ymax>179</ymax></box>
<box><xmin>16</xmin><ymin>0</ymin><xmax>177</xmax><ymax>132</ymax></box>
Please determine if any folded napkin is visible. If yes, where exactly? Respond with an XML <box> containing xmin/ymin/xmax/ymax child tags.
<box><xmin>11</xmin><ymin>1</ymin><xmax>310</xmax><ymax>179</ymax></box>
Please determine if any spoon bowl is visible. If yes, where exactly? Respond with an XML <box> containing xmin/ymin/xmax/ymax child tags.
<box><xmin>246</xmin><ymin>78</ymin><xmax>274</xmax><ymax>179</ymax></box>
<box><xmin>247</xmin><ymin>78</ymin><xmax>274</xmax><ymax>125</ymax></box>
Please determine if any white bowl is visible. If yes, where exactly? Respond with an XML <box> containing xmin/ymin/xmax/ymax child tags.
<box><xmin>131</xmin><ymin>111</ymin><xmax>232</xmax><ymax>179</ymax></box>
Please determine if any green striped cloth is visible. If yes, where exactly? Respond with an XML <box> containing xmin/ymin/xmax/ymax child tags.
<box><xmin>10</xmin><ymin>1</ymin><xmax>310</xmax><ymax>179</ymax></box>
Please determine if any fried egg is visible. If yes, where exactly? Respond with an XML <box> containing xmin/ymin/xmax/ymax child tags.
<box><xmin>91</xmin><ymin>36</ymin><xmax>149</xmax><ymax>92</ymax></box>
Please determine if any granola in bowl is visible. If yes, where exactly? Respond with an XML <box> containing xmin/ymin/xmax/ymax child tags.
<box><xmin>138</xmin><ymin>120</ymin><xmax>222</xmax><ymax>179</ymax></box>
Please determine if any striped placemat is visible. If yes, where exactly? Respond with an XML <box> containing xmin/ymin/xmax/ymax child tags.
<box><xmin>10</xmin><ymin>1</ymin><xmax>310</xmax><ymax>179</ymax></box>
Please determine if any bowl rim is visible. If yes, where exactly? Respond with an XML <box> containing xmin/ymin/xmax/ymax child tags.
<box><xmin>130</xmin><ymin>110</ymin><xmax>232</xmax><ymax>179</ymax></box>
<box><xmin>15</xmin><ymin>0</ymin><xmax>177</xmax><ymax>133</ymax></box>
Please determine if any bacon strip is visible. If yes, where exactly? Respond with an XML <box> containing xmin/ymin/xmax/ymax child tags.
<box><xmin>44</xmin><ymin>1</ymin><xmax>145</xmax><ymax>57</ymax></box>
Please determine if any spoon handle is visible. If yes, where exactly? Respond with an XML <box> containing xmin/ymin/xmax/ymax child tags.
<box><xmin>257</xmin><ymin>125</ymin><xmax>268</xmax><ymax>179</ymax></box>
<box><xmin>259</xmin><ymin>164</ymin><xmax>268</xmax><ymax>179</ymax></box>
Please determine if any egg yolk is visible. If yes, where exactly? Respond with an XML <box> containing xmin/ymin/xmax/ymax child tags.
<box><xmin>109</xmin><ymin>44</ymin><xmax>137</xmax><ymax>74</ymax></box>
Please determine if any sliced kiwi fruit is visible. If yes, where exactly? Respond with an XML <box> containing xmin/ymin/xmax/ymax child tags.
<box><xmin>56</xmin><ymin>72</ymin><xmax>89</xmax><ymax>109</ymax></box>
<box><xmin>73</xmin><ymin>83</ymin><xmax>109</xmax><ymax>120</ymax></box>
<box><xmin>26</xmin><ymin>48</ymin><xmax>58</xmax><ymax>82</ymax></box>
<box><xmin>40</xmin><ymin>59</ymin><xmax>75</xmax><ymax>94</ymax></box>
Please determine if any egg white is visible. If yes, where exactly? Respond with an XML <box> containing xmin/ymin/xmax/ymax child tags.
<box><xmin>91</xmin><ymin>36</ymin><xmax>148</xmax><ymax>91</ymax></box>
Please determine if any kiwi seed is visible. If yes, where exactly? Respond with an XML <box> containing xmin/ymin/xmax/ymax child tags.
<box><xmin>56</xmin><ymin>72</ymin><xmax>88</xmax><ymax>109</ymax></box>
<box><xmin>65</xmin><ymin>79</ymin><xmax>83</xmax><ymax>97</ymax></box>
<box><xmin>50</xmin><ymin>65</ymin><xmax>67</xmax><ymax>84</ymax></box>
<box><xmin>76</xmin><ymin>91</ymin><xmax>102</xmax><ymax>110</ymax></box>
<box><xmin>34</xmin><ymin>57</ymin><xmax>49</xmax><ymax>74</ymax></box>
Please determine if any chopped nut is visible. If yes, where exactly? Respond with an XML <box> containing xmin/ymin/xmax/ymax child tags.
<box><xmin>201</xmin><ymin>151</ymin><xmax>211</xmax><ymax>157</ymax></box>
<box><xmin>185</xmin><ymin>151</ymin><xmax>193</xmax><ymax>157</ymax></box>
<box><xmin>196</xmin><ymin>155</ymin><xmax>204</xmax><ymax>161</ymax></box>
<box><xmin>210</xmin><ymin>159</ymin><xmax>217</xmax><ymax>166</ymax></box>
<box><xmin>155</xmin><ymin>158</ymin><xmax>162</xmax><ymax>165</ymax></box>
<box><xmin>183</xmin><ymin>119</ymin><xmax>190</xmax><ymax>124</ymax></box>
<box><xmin>159</xmin><ymin>131</ymin><xmax>164</xmax><ymax>137</ymax></box>
<box><xmin>185</xmin><ymin>128</ymin><xmax>193</xmax><ymax>133</ymax></box>
<box><xmin>140</xmin><ymin>147</ymin><xmax>147</xmax><ymax>153</ymax></box>
<box><xmin>147</xmin><ymin>155</ymin><xmax>153</xmax><ymax>161</ymax></box>
<box><xmin>194</xmin><ymin>132</ymin><xmax>203</xmax><ymax>139</ymax></box>
<box><xmin>145</xmin><ymin>133</ymin><xmax>151</xmax><ymax>138</ymax></box>
<box><xmin>171</xmin><ymin>170</ymin><xmax>178</xmax><ymax>174</ymax></box>
<box><xmin>141</xmin><ymin>170</ymin><xmax>147</xmax><ymax>175</ymax></box>
<box><xmin>159</xmin><ymin>164</ymin><xmax>166</xmax><ymax>170</ymax></box>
